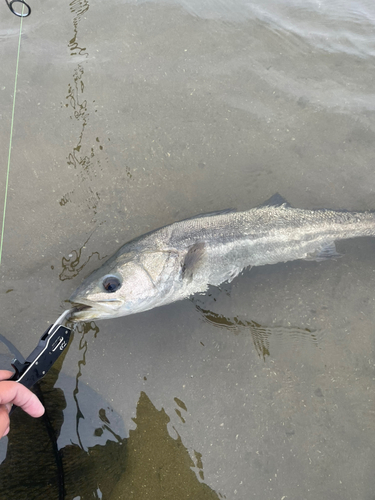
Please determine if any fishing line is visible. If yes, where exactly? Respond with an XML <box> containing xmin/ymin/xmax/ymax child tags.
<box><xmin>0</xmin><ymin>5</ymin><xmax>24</xmax><ymax>266</ymax></box>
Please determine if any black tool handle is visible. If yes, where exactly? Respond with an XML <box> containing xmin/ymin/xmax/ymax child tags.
<box><xmin>10</xmin><ymin>325</ymin><xmax>71</xmax><ymax>388</ymax></box>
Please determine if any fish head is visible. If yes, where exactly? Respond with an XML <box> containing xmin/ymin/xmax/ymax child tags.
<box><xmin>69</xmin><ymin>249</ymin><xmax>179</xmax><ymax>321</ymax></box>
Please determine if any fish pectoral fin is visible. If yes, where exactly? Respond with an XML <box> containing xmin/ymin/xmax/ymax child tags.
<box><xmin>181</xmin><ymin>242</ymin><xmax>206</xmax><ymax>281</ymax></box>
<box><xmin>259</xmin><ymin>193</ymin><xmax>292</xmax><ymax>208</ymax></box>
<box><xmin>305</xmin><ymin>242</ymin><xmax>343</xmax><ymax>262</ymax></box>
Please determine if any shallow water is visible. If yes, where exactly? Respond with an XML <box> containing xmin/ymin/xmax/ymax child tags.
<box><xmin>1</xmin><ymin>0</ymin><xmax>375</xmax><ymax>498</ymax></box>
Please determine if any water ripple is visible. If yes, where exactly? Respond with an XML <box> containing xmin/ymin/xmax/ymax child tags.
<box><xmin>137</xmin><ymin>0</ymin><xmax>375</xmax><ymax>57</ymax></box>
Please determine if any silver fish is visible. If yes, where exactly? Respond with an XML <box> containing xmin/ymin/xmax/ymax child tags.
<box><xmin>69</xmin><ymin>194</ymin><xmax>375</xmax><ymax>321</ymax></box>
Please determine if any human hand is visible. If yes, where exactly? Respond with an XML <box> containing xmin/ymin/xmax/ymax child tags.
<box><xmin>0</xmin><ymin>370</ymin><xmax>45</xmax><ymax>438</ymax></box>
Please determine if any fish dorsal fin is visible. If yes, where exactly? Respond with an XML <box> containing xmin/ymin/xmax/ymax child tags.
<box><xmin>259</xmin><ymin>193</ymin><xmax>291</xmax><ymax>208</ymax></box>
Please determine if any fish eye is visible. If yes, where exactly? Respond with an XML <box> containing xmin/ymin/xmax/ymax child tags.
<box><xmin>102</xmin><ymin>276</ymin><xmax>121</xmax><ymax>293</ymax></box>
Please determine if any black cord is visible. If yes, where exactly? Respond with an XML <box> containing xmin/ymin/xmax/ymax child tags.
<box><xmin>33</xmin><ymin>384</ymin><xmax>65</xmax><ymax>500</ymax></box>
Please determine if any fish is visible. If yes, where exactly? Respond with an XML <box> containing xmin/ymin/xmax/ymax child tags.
<box><xmin>69</xmin><ymin>194</ymin><xmax>375</xmax><ymax>321</ymax></box>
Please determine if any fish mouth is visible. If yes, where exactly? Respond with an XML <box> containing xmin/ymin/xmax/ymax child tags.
<box><xmin>69</xmin><ymin>298</ymin><xmax>124</xmax><ymax>322</ymax></box>
<box><xmin>69</xmin><ymin>304</ymin><xmax>93</xmax><ymax>321</ymax></box>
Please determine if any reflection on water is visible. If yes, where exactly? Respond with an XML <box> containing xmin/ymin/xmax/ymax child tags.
<box><xmin>0</xmin><ymin>369</ymin><xmax>66</xmax><ymax>499</ymax></box>
<box><xmin>71</xmin><ymin>321</ymin><xmax>99</xmax><ymax>449</ymax></box>
<box><xmin>0</xmin><ymin>365</ymin><xmax>127</xmax><ymax>499</ymax></box>
<box><xmin>69</xmin><ymin>0</ymin><xmax>89</xmax><ymax>57</ymax></box>
<box><xmin>174</xmin><ymin>396</ymin><xmax>188</xmax><ymax>423</ymax></box>
<box><xmin>109</xmin><ymin>392</ymin><xmax>221</xmax><ymax>500</ymax></box>
<box><xmin>59</xmin><ymin>232</ymin><xmax>106</xmax><ymax>281</ymax></box>
<box><xmin>194</xmin><ymin>301</ymin><xmax>320</xmax><ymax>360</ymax></box>
<box><xmin>63</xmin><ymin>60</ymin><xmax>102</xmax><ymax>214</ymax></box>
<box><xmin>61</xmin><ymin>0</ymin><xmax>107</xmax><ymax>220</ymax></box>
<box><xmin>0</xmin><ymin>372</ymin><xmax>219</xmax><ymax>500</ymax></box>
<box><xmin>65</xmin><ymin>64</ymin><xmax>94</xmax><ymax>178</ymax></box>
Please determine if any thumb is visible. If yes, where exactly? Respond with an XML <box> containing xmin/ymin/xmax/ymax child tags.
<box><xmin>0</xmin><ymin>381</ymin><xmax>45</xmax><ymax>417</ymax></box>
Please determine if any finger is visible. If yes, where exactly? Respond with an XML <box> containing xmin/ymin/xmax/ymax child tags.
<box><xmin>0</xmin><ymin>370</ymin><xmax>14</xmax><ymax>381</ymax></box>
<box><xmin>0</xmin><ymin>381</ymin><xmax>44</xmax><ymax>418</ymax></box>
<box><xmin>0</xmin><ymin>405</ymin><xmax>10</xmax><ymax>438</ymax></box>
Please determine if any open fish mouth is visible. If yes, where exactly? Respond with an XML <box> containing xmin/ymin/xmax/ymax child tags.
<box><xmin>69</xmin><ymin>303</ymin><xmax>96</xmax><ymax>322</ymax></box>
<box><xmin>69</xmin><ymin>298</ymin><xmax>124</xmax><ymax>322</ymax></box>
